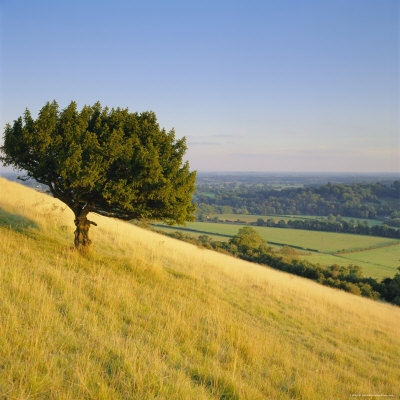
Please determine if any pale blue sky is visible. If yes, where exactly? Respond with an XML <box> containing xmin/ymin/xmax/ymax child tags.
<box><xmin>1</xmin><ymin>0</ymin><xmax>399</xmax><ymax>172</ymax></box>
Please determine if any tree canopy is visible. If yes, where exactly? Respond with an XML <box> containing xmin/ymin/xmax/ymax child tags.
<box><xmin>1</xmin><ymin>100</ymin><xmax>196</xmax><ymax>250</ymax></box>
<box><xmin>229</xmin><ymin>226</ymin><xmax>270</xmax><ymax>257</ymax></box>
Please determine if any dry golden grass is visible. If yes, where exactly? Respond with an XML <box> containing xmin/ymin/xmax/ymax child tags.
<box><xmin>0</xmin><ymin>177</ymin><xmax>400</xmax><ymax>399</ymax></box>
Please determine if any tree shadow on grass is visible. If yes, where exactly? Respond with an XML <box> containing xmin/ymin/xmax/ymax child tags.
<box><xmin>0</xmin><ymin>207</ymin><xmax>39</xmax><ymax>234</ymax></box>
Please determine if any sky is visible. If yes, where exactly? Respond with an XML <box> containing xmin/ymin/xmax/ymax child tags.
<box><xmin>0</xmin><ymin>0</ymin><xmax>399</xmax><ymax>173</ymax></box>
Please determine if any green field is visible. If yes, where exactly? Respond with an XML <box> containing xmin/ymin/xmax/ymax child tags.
<box><xmin>182</xmin><ymin>222</ymin><xmax>397</xmax><ymax>252</ymax></box>
<box><xmin>338</xmin><ymin>245</ymin><xmax>400</xmax><ymax>278</ymax></box>
<box><xmin>157</xmin><ymin>222</ymin><xmax>400</xmax><ymax>279</ymax></box>
<box><xmin>301</xmin><ymin>251</ymin><xmax>399</xmax><ymax>280</ymax></box>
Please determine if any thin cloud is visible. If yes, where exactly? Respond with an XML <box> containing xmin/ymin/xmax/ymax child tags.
<box><xmin>208</xmin><ymin>134</ymin><xmax>237</xmax><ymax>138</ymax></box>
<box><xmin>230</xmin><ymin>146</ymin><xmax>398</xmax><ymax>160</ymax></box>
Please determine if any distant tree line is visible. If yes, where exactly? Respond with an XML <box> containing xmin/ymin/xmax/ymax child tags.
<box><xmin>155</xmin><ymin>227</ymin><xmax>400</xmax><ymax>306</ymax></box>
<box><xmin>385</xmin><ymin>211</ymin><xmax>400</xmax><ymax>228</ymax></box>
<box><xmin>196</xmin><ymin>181</ymin><xmax>400</xmax><ymax>219</ymax></box>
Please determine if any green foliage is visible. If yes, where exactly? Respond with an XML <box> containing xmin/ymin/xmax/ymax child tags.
<box><xmin>278</xmin><ymin>245</ymin><xmax>300</xmax><ymax>258</ymax></box>
<box><xmin>1</xmin><ymin>101</ymin><xmax>196</xmax><ymax>245</ymax></box>
<box><xmin>229</xmin><ymin>227</ymin><xmax>269</xmax><ymax>256</ymax></box>
<box><xmin>382</xmin><ymin>269</ymin><xmax>400</xmax><ymax>305</ymax></box>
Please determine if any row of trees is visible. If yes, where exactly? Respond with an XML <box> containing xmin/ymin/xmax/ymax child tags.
<box><xmin>158</xmin><ymin>227</ymin><xmax>400</xmax><ymax>306</ymax></box>
<box><xmin>386</xmin><ymin>211</ymin><xmax>400</xmax><ymax>227</ymax></box>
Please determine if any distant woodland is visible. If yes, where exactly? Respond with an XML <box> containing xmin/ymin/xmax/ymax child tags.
<box><xmin>196</xmin><ymin>181</ymin><xmax>400</xmax><ymax>219</ymax></box>
<box><xmin>195</xmin><ymin>181</ymin><xmax>400</xmax><ymax>238</ymax></box>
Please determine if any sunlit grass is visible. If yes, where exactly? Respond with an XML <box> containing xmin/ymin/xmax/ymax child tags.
<box><xmin>1</xmin><ymin>178</ymin><xmax>400</xmax><ymax>399</ymax></box>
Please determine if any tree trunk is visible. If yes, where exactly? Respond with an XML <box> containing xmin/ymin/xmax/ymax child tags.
<box><xmin>74</xmin><ymin>213</ymin><xmax>94</xmax><ymax>252</ymax></box>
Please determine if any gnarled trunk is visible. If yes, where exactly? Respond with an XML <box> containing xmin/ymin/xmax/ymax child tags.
<box><xmin>74</xmin><ymin>213</ymin><xmax>96</xmax><ymax>252</ymax></box>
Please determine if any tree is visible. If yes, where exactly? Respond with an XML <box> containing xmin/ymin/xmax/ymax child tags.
<box><xmin>1</xmin><ymin>101</ymin><xmax>196</xmax><ymax>251</ymax></box>
<box><xmin>382</xmin><ymin>267</ymin><xmax>400</xmax><ymax>305</ymax></box>
<box><xmin>229</xmin><ymin>226</ymin><xmax>269</xmax><ymax>257</ymax></box>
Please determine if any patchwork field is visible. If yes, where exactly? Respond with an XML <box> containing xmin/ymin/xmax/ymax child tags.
<box><xmin>301</xmin><ymin>251</ymin><xmax>399</xmax><ymax>280</ymax></box>
<box><xmin>157</xmin><ymin>222</ymin><xmax>400</xmax><ymax>278</ymax></box>
<box><xmin>175</xmin><ymin>222</ymin><xmax>398</xmax><ymax>252</ymax></box>
<box><xmin>337</xmin><ymin>244</ymin><xmax>400</xmax><ymax>279</ymax></box>
<box><xmin>1</xmin><ymin>178</ymin><xmax>400</xmax><ymax>399</ymax></box>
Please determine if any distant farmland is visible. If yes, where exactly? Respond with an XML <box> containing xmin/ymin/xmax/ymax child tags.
<box><xmin>154</xmin><ymin>222</ymin><xmax>400</xmax><ymax>279</ymax></box>
<box><xmin>205</xmin><ymin>213</ymin><xmax>384</xmax><ymax>226</ymax></box>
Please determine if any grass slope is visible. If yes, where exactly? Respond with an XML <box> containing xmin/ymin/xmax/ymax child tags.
<box><xmin>1</xmin><ymin>178</ymin><xmax>400</xmax><ymax>399</ymax></box>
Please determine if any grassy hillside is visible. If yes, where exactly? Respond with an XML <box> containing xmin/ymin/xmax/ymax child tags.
<box><xmin>1</xmin><ymin>178</ymin><xmax>400</xmax><ymax>399</ymax></box>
